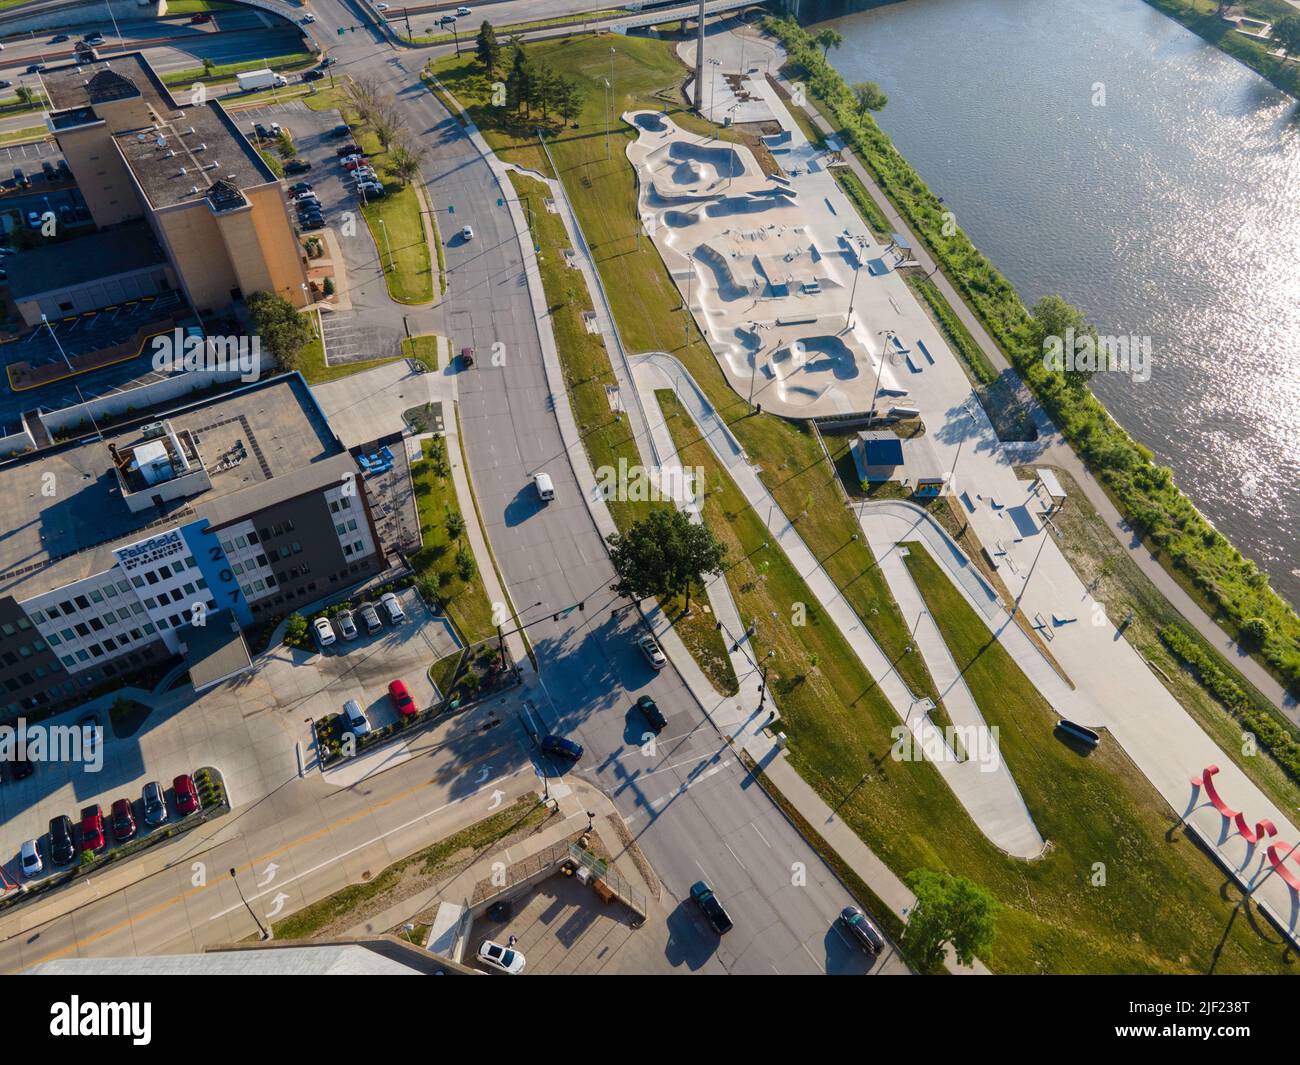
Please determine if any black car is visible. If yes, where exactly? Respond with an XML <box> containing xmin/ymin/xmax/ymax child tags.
<box><xmin>284</xmin><ymin>159</ymin><xmax>312</xmax><ymax>175</ymax></box>
<box><xmin>48</xmin><ymin>815</ymin><xmax>75</xmax><ymax>865</ymax></box>
<box><xmin>328</xmin><ymin>123</ymin><xmax>350</xmax><ymax>139</ymax></box>
<box><xmin>540</xmin><ymin>734</ymin><xmax>582</xmax><ymax>760</ymax></box>
<box><xmin>12</xmin><ymin>168</ymin><xmax>29</xmax><ymax>189</ymax></box>
<box><xmin>319</xmin><ymin>56</ymin><xmax>335</xmax><ymax>67</ymax></box>
<box><xmin>636</xmin><ymin>695</ymin><xmax>667</xmax><ymax>732</ymax></box>
<box><xmin>51</xmin><ymin>33</ymin><xmax>69</xmax><ymax>43</ymax></box>
<box><xmin>690</xmin><ymin>880</ymin><xmax>733</xmax><ymax>935</ymax></box>
<box><xmin>41</xmin><ymin>160</ymin><xmax>57</xmax><ymax>181</ymax></box>
<box><xmin>73</xmin><ymin>205</ymin><xmax>91</xmax><ymax>222</ymax></box>
<box><xmin>302</xmin><ymin>69</ymin><xmax>325</xmax><ymax>82</ymax></box>
<box><xmin>26</xmin><ymin>64</ymin><xmax>47</xmax><ymax>74</ymax></box>
<box><xmin>299</xmin><ymin>216</ymin><xmax>324</xmax><ymax>230</ymax></box>
<box><xmin>0</xmin><ymin>81</ymin><xmax>9</xmax><ymax>91</ymax></box>
<box><xmin>838</xmin><ymin>906</ymin><xmax>885</xmax><ymax>953</ymax></box>
<box><xmin>287</xmin><ymin>181</ymin><xmax>313</xmax><ymax>195</ymax></box>
<box><xmin>83</xmin><ymin>33</ymin><xmax>104</xmax><ymax>44</ymax></box>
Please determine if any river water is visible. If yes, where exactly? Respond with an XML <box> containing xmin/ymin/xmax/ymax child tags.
<box><xmin>819</xmin><ymin>0</ymin><xmax>1300</xmax><ymax>608</ymax></box>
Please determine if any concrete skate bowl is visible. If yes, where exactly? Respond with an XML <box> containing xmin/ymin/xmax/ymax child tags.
<box><xmin>693</xmin><ymin>244</ymin><xmax>751</xmax><ymax>303</ymax></box>
<box><xmin>651</xmin><ymin>140</ymin><xmax>744</xmax><ymax>191</ymax></box>
<box><xmin>773</xmin><ymin>336</ymin><xmax>862</xmax><ymax>383</ymax></box>
<box><xmin>660</xmin><ymin>208</ymin><xmax>701</xmax><ymax>229</ymax></box>
<box><xmin>703</xmin><ymin>194</ymin><xmax>784</xmax><ymax>219</ymax></box>
<box><xmin>633</xmin><ymin>112</ymin><xmax>668</xmax><ymax>132</ymax></box>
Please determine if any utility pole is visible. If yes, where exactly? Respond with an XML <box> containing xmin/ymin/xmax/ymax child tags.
<box><xmin>693</xmin><ymin>0</ymin><xmax>707</xmax><ymax>113</ymax></box>
<box><xmin>869</xmin><ymin>329</ymin><xmax>893</xmax><ymax>421</ymax></box>
<box><xmin>684</xmin><ymin>252</ymin><xmax>694</xmax><ymax>346</ymax></box>
<box><xmin>603</xmin><ymin>77</ymin><xmax>610</xmax><ymax>160</ymax></box>
<box><xmin>845</xmin><ymin>237</ymin><xmax>865</xmax><ymax>328</ymax></box>
<box><xmin>230</xmin><ymin>867</ymin><xmax>270</xmax><ymax>940</ymax></box>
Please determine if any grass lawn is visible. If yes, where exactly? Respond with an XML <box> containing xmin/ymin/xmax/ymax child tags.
<box><xmin>164</xmin><ymin>0</ymin><xmax>237</xmax><ymax>13</ymax></box>
<box><xmin>508</xmin><ymin>170</ymin><xmax>736</xmax><ymax>695</ymax></box>
<box><xmin>294</xmin><ymin>311</ymin><xmax>401</xmax><ymax>384</ymax></box>
<box><xmin>407</xmin><ymin>9</ymin><xmax>625</xmax><ymax>45</ymax></box>
<box><xmin>0</xmin><ymin>94</ymin><xmax>47</xmax><ymax>119</ymax></box>
<box><xmin>899</xmin><ymin>541</ymin><xmax>1292</xmax><ymax>974</ymax></box>
<box><xmin>1019</xmin><ymin>464</ymin><xmax>1300</xmax><ymax>817</ymax></box>
<box><xmin>0</xmin><ymin>127</ymin><xmax>44</xmax><ymax>148</ymax></box>
<box><xmin>401</xmin><ymin>334</ymin><xmax>439</xmax><ymax>370</ymax></box>
<box><xmin>431</xmin><ymin>33</ymin><xmax>936</xmax><ymax>711</ymax></box>
<box><xmin>272</xmin><ymin>797</ymin><xmax>550</xmax><ymax>939</ymax></box>
<box><xmin>411</xmin><ymin>437</ymin><xmax>496</xmax><ymax>645</ymax></box>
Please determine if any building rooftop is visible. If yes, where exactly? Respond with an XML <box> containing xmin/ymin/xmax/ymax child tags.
<box><xmin>7</xmin><ymin>222</ymin><xmax>166</xmax><ymax>301</ymax></box>
<box><xmin>0</xmin><ymin>374</ymin><xmax>344</xmax><ymax>603</ymax></box>
<box><xmin>44</xmin><ymin>52</ymin><xmax>177</xmax><ymax>117</ymax></box>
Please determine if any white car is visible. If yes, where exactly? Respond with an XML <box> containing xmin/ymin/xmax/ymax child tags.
<box><xmin>313</xmin><ymin>616</ymin><xmax>336</xmax><ymax>647</ymax></box>
<box><xmin>376</xmin><ymin>2</ymin><xmax>389</xmax><ymax>9</ymax></box>
<box><xmin>20</xmin><ymin>839</ymin><xmax>42</xmax><ymax>879</ymax></box>
<box><xmin>457</xmin><ymin>6</ymin><xmax>472</xmax><ymax>15</ymax></box>
<box><xmin>341</xmin><ymin>698</ymin><xmax>372</xmax><ymax>738</ymax></box>
<box><xmin>380</xmin><ymin>591</ymin><xmax>405</xmax><ymax>624</ymax></box>
<box><xmin>477</xmin><ymin>939</ymin><xmax>525</xmax><ymax>974</ymax></box>
<box><xmin>461</xmin><ymin>224</ymin><xmax>473</xmax><ymax>241</ymax></box>
<box><xmin>638</xmin><ymin>635</ymin><xmax>667</xmax><ymax>669</ymax></box>
<box><xmin>301</xmin><ymin>12</ymin><xmax>316</xmax><ymax>22</ymax></box>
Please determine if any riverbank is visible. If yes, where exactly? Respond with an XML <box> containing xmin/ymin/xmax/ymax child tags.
<box><xmin>1142</xmin><ymin>0</ymin><xmax>1300</xmax><ymax>101</ymax></box>
<box><xmin>766</xmin><ymin>14</ymin><xmax>1300</xmax><ymax>700</ymax></box>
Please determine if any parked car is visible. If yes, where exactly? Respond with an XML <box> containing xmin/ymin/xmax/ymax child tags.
<box><xmin>19</xmin><ymin>839</ymin><xmax>42</xmax><ymax>879</ymax></box>
<box><xmin>302</xmin><ymin>69</ymin><xmax>325</xmax><ymax>82</ymax></box>
<box><xmin>110</xmin><ymin>798</ymin><xmax>137</xmax><ymax>844</ymax></box>
<box><xmin>838</xmin><ymin>906</ymin><xmax>885</xmax><ymax>954</ymax></box>
<box><xmin>342</xmin><ymin>157</ymin><xmax>370</xmax><ymax>172</ymax></box>
<box><xmin>638</xmin><ymin>635</ymin><xmax>667</xmax><ymax>669</ymax></box>
<box><xmin>359</xmin><ymin>602</ymin><xmax>382</xmax><ymax>635</ymax></box>
<box><xmin>284</xmin><ymin>159</ymin><xmax>312</xmax><ymax>175</ymax></box>
<box><xmin>173</xmin><ymin>774</ymin><xmax>200</xmax><ymax>816</ymax></box>
<box><xmin>636</xmin><ymin>695</ymin><xmax>667</xmax><ymax>732</ymax></box>
<box><xmin>190</xmin><ymin>12</ymin><xmax>212</xmax><ymax>23</ymax></box>
<box><xmin>299</xmin><ymin>215</ymin><xmax>324</xmax><ymax>230</ymax></box>
<box><xmin>336</xmin><ymin>609</ymin><xmax>358</xmax><ymax>640</ymax></box>
<box><xmin>461</xmin><ymin>224</ymin><xmax>474</xmax><ymax>241</ymax></box>
<box><xmin>477</xmin><ymin>939</ymin><xmax>525</xmax><ymax>974</ymax></box>
<box><xmin>690</xmin><ymin>880</ymin><xmax>733</xmax><ymax>934</ymax></box>
<box><xmin>49</xmin><ymin>815</ymin><xmax>75</xmax><ymax>865</ymax></box>
<box><xmin>329</xmin><ymin>123</ymin><xmax>351</xmax><ymax>139</ymax></box>
<box><xmin>79</xmin><ymin>804</ymin><xmax>106</xmax><ymax>853</ymax></box>
<box><xmin>335</xmin><ymin>142</ymin><xmax>362</xmax><ymax>157</ymax></box>
<box><xmin>142</xmin><ymin>781</ymin><xmax>167</xmax><ymax>827</ymax></box>
<box><xmin>341</xmin><ymin>699</ymin><xmax>372</xmax><ymax>737</ymax></box>
<box><xmin>357</xmin><ymin>182</ymin><xmax>384</xmax><ymax>199</ymax></box>
<box><xmin>12</xmin><ymin>168</ymin><xmax>29</xmax><ymax>188</ymax></box>
<box><xmin>541</xmin><ymin>734</ymin><xmax>582</xmax><ymax>761</ymax></box>
<box><xmin>388</xmin><ymin>679</ymin><xmax>416</xmax><ymax>718</ymax></box>
<box><xmin>313</xmin><ymin>616</ymin><xmax>336</xmax><ymax>647</ymax></box>
<box><xmin>57</xmin><ymin>158</ymin><xmax>72</xmax><ymax>180</ymax></box>
<box><xmin>379</xmin><ymin>591</ymin><xmax>405</xmax><ymax>624</ymax></box>
<box><xmin>73</xmin><ymin>204</ymin><xmax>91</xmax><ymax>222</ymax></box>
<box><xmin>288</xmin><ymin>181</ymin><xmax>313</xmax><ymax>195</ymax></box>
<box><xmin>41</xmin><ymin>160</ymin><xmax>57</xmax><ymax>181</ymax></box>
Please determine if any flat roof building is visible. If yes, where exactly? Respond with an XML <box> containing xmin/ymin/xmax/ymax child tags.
<box><xmin>0</xmin><ymin>375</ymin><xmax>386</xmax><ymax>721</ymax></box>
<box><xmin>40</xmin><ymin>52</ymin><xmax>309</xmax><ymax>321</ymax></box>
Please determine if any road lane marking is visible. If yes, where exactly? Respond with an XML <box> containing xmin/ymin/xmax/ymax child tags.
<box><xmin>752</xmin><ymin>824</ymin><xmax>771</xmax><ymax>849</ymax></box>
<box><xmin>723</xmin><ymin>842</ymin><xmax>747</xmax><ymax>872</ymax></box>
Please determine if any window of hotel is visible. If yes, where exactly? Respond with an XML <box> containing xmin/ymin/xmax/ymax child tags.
<box><xmin>131</xmin><ymin>577</ymin><xmax>145</xmax><ymax>589</ymax></box>
<box><xmin>74</xmin><ymin>596</ymin><xmax>89</xmax><ymax>610</ymax></box>
<box><xmin>0</xmin><ymin>623</ymin><xmax>13</xmax><ymax>637</ymax></box>
<box><xmin>48</xmin><ymin>634</ymin><xmax>61</xmax><ymax>647</ymax></box>
<box><xmin>30</xmin><ymin>611</ymin><xmax>45</xmax><ymax>624</ymax></box>
<box><xmin>117</xmin><ymin>581</ymin><xmax>130</xmax><ymax>593</ymax></box>
<box><xmin>89</xmin><ymin>590</ymin><xmax>104</xmax><ymax>603</ymax></box>
<box><xmin>105</xmin><ymin>585</ymin><xmax>118</xmax><ymax>598</ymax></box>
<box><xmin>145</xmin><ymin>571</ymin><xmax>159</xmax><ymax>585</ymax></box>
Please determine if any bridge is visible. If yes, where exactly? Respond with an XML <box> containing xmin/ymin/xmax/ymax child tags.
<box><xmin>613</xmin><ymin>0</ymin><xmax>763</xmax><ymax>33</ymax></box>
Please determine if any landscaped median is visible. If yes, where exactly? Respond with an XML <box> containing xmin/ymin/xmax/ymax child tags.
<box><xmin>765</xmin><ymin>14</ymin><xmax>1300</xmax><ymax>698</ymax></box>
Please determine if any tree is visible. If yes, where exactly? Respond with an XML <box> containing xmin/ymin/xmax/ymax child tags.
<box><xmin>476</xmin><ymin>20</ymin><xmax>501</xmax><ymax>78</ymax></box>
<box><xmin>455</xmin><ymin>544</ymin><xmax>477</xmax><ymax>582</ymax></box>
<box><xmin>202</xmin><ymin>56</ymin><xmax>215</xmax><ymax>77</ymax></box>
<box><xmin>506</xmin><ymin>44</ymin><xmax>534</xmax><ymax>114</ymax></box>
<box><xmin>246</xmin><ymin>291</ymin><xmax>312</xmax><ymax>371</ymax></box>
<box><xmin>852</xmin><ymin>80</ymin><xmax>888</xmax><ymax>115</ymax></box>
<box><xmin>387</xmin><ymin>137</ymin><xmax>427</xmax><ymax>186</ymax></box>
<box><xmin>556</xmin><ymin>77</ymin><xmax>587</xmax><ymax>126</ymax></box>
<box><xmin>904</xmin><ymin>868</ymin><xmax>999</xmax><ymax>968</ymax></box>
<box><xmin>445</xmin><ymin>507</ymin><xmax>466</xmax><ymax>540</ymax></box>
<box><xmin>1273</xmin><ymin>16</ymin><xmax>1300</xmax><ymax>59</ymax></box>
<box><xmin>815</xmin><ymin>28</ymin><xmax>844</xmax><ymax>60</ymax></box>
<box><xmin>533</xmin><ymin>63</ymin><xmax>559</xmax><ymax>120</ymax></box>
<box><xmin>1031</xmin><ymin>293</ymin><xmax>1097</xmax><ymax>390</ymax></box>
<box><xmin>15</xmin><ymin>85</ymin><xmax>35</xmax><ymax>106</ymax></box>
<box><xmin>606</xmin><ymin>508</ymin><xmax>727</xmax><ymax>611</ymax></box>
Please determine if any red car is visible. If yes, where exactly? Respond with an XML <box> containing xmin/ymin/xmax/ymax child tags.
<box><xmin>110</xmin><ymin>798</ymin><xmax>137</xmax><ymax>844</ymax></box>
<box><xmin>79</xmin><ymin>804</ymin><xmax>105</xmax><ymax>853</ymax></box>
<box><xmin>173</xmin><ymin>774</ymin><xmax>201</xmax><ymax>816</ymax></box>
<box><xmin>190</xmin><ymin>12</ymin><xmax>211</xmax><ymax>22</ymax></box>
<box><xmin>342</xmin><ymin>157</ymin><xmax>370</xmax><ymax>172</ymax></box>
<box><xmin>388</xmin><ymin>679</ymin><xmax>416</xmax><ymax>718</ymax></box>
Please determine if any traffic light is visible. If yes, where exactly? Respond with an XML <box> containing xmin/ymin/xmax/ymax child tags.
<box><xmin>449</xmin><ymin>204</ymin><xmax>455</xmax><ymax>214</ymax></box>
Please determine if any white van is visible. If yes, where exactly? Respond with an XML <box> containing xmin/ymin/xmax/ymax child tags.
<box><xmin>534</xmin><ymin>472</ymin><xmax>555</xmax><ymax>502</ymax></box>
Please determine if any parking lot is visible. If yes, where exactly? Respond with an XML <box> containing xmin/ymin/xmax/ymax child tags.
<box><xmin>0</xmin><ymin>587</ymin><xmax>456</xmax><ymax>887</ymax></box>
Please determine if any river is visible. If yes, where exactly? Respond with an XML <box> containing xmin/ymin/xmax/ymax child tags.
<box><xmin>818</xmin><ymin>0</ymin><xmax>1300</xmax><ymax>608</ymax></box>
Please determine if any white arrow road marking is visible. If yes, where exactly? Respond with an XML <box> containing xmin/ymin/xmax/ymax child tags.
<box><xmin>487</xmin><ymin>788</ymin><xmax>504</xmax><ymax>810</ymax></box>
<box><xmin>475</xmin><ymin>764</ymin><xmax>491</xmax><ymax>783</ymax></box>
<box><xmin>257</xmin><ymin>862</ymin><xmax>279</xmax><ymax>888</ymax></box>
<box><xmin>265</xmin><ymin>893</ymin><xmax>289</xmax><ymax>919</ymax></box>
<box><xmin>208</xmin><ymin>767</ymin><xmax>533</xmax><ymax>922</ymax></box>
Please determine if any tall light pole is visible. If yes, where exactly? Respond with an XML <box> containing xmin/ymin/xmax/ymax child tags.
<box><xmin>845</xmin><ymin>237</ymin><xmax>865</xmax><ymax>328</ymax></box>
<box><xmin>707</xmin><ymin>57</ymin><xmax>720</xmax><ymax>131</ymax></box>
<box><xmin>377</xmin><ymin>217</ymin><xmax>394</xmax><ymax>272</ymax></box>
<box><xmin>869</xmin><ymin>329</ymin><xmax>893</xmax><ymax>421</ymax></box>
<box><xmin>230</xmin><ymin>867</ymin><xmax>270</xmax><ymax>940</ymax></box>
<box><xmin>693</xmin><ymin>0</ymin><xmax>707</xmax><ymax>113</ymax></box>
<box><xmin>603</xmin><ymin>77</ymin><xmax>611</xmax><ymax>160</ymax></box>
<box><xmin>684</xmin><ymin>252</ymin><xmax>695</xmax><ymax>347</ymax></box>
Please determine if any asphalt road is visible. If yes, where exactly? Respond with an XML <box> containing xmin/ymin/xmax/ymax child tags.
<box><xmin>303</xmin><ymin>0</ymin><xmax>906</xmax><ymax>973</ymax></box>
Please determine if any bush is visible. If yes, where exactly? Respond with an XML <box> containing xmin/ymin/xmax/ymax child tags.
<box><xmin>1242</xmin><ymin>617</ymin><xmax>1271</xmax><ymax>645</ymax></box>
<box><xmin>284</xmin><ymin>613</ymin><xmax>310</xmax><ymax>649</ymax></box>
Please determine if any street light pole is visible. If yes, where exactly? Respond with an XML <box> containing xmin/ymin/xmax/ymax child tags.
<box><xmin>845</xmin><ymin>239</ymin><xmax>865</xmax><ymax>329</ymax></box>
<box><xmin>693</xmin><ymin>0</ymin><xmax>707</xmax><ymax>113</ymax></box>
<box><xmin>603</xmin><ymin>77</ymin><xmax>611</xmax><ymax>160</ymax></box>
<box><xmin>377</xmin><ymin>217</ymin><xmax>394</xmax><ymax>272</ymax></box>
<box><xmin>869</xmin><ymin>329</ymin><xmax>892</xmax><ymax>422</ymax></box>
<box><xmin>684</xmin><ymin>252</ymin><xmax>694</xmax><ymax>346</ymax></box>
<box><xmin>229</xmin><ymin>867</ymin><xmax>270</xmax><ymax>940</ymax></box>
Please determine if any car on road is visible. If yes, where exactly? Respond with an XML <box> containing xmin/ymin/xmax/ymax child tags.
<box><xmin>110</xmin><ymin>798</ymin><xmax>137</xmax><ymax>844</ymax></box>
<box><xmin>190</xmin><ymin>12</ymin><xmax>211</xmax><ymax>23</ymax></box>
<box><xmin>51</xmin><ymin>34</ymin><xmax>70</xmax><ymax>44</ymax></box>
<box><xmin>288</xmin><ymin>181</ymin><xmax>313</xmax><ymax>195</ymax></box>
<box><xmin>690</xmin><ymin>880</ymin><xmax>733</xmax><ymax>935</ymax></box>
<box><xmin>79</xmin><ymin>805</ymin><xmax>106</xmax><ymax>853</ymax></box>
<box><xmin>638</xmin><ymin>635</ymin><xmax>667</xmax><ymax>669</ymax></box>
<box><xmin>49</xmin><ymin>815</ymin><xmax>75</xmax><ymax>865</ymax></box>
<box><xmin>388</xmin><ymin>679</ymin><xmax>416</xmax><ymax>718</ymax></box>
<box><xmin>303</xmin><ymin>69</ymin><xmax>325</xmax><ymax>82</ymax></box>
<box><xmin>319</xmin><ymin>56</ymin><xmax>335</xmax><ymax>68</ymax></box>
<box><xmin>380</xmin><ymin>591</ymin><xmax>405</xmax><ymax>625</ymax></box>
<box><xmin>342</xmin><ymin>699</ymin><xmax>372</xmax><ymax>737</ymax></box>
<box><xmin>284</xmin><ymin>159</ymin><xmax>312</xmax><ymax>175</ymax></box>
<box><xmin>838</xmin><ymin>906</ymin><xmax>885</xmax><ymax>954</ymax></box>
<box><xmin>541</xmin><ymin>734</ymin><xmax>582</xmax><ymax>761</ymax></box>
<box><xmin>477</xmin><ymin>939</ymin><xmax>524</xmax><ymax>974</ymax></box>
<box><xmin>313</xmin><ymin>616</ymin><xmax>336</xmax><ymax>647</ymax></box>
<box><xmin>457</xmin><ymin>5</ymin><xmax>472</xmax><ymax>15</ymax></box>
<box><xmin>635</xmin><ymin>695</ymin><xmax>666</xmax><ymax>732</ymax></box>
<box><xmin>439</xmin><ymin>14</ymin><xmax>457</xmax><ymax>25</ymax></box>
<box><xmin>359</xmin><ymin>602</ymin><xmax>382</xmax><ymax>635</ymax></box>
<box><xmin>301</xmin><ymin>12</ymin><xmax>316</xmax><ymax>23</ymax></box>
<box><xmin>79</xmin><ymin>714</ymin><xmax>98</xmax><ymax>758</ymax></box>
<box><xmin>0</xmin><ymin>81</ymin><xmax>9</xmax><ymax>91</ymax></box>
<box><xmin>26</xmin><ymin>64</ymin><xmax>47</xmax><ymax>75</ymax></box>
<box><xmin>142</xmin><ymin>781</ymin><xmax>167</xmax><ymax>827</ymax></box>
<box><xmin>336</xmin><ymin>609</ymin><xmax>358</xmax><ymax>640</ymax></box>
<box><xmin>376</xmin><ymin>2</ymin><xmax>389</xmax><ymax>9</ymax></box>
<box><xmin>461</xmin><ymin>224</ymin><xmax>473</xmax><ymax>241</ymax></box>
<box><xmin>20</xmin><ymin>839</ymin><xmax>42</xmax><ymax>879</ymax></box>
<box><xmin>534</xmin><ymin>471</ymin><xmax>554</xmax><ymax>501</ymax></box>
<box><xmin>173</xmin><ymin>774</ymin><xmax>200</xmax><ymax>816</ymax></box>
<box><xmin>84</xmin><ymin>32</ymin><xmax>104</xmax><ymax>44</ymax></box>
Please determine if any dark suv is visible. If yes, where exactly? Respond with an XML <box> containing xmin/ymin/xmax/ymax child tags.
<box><xmin>49</xmin><ymin>815</ymin><xmax>75</xmax><ymax>865</ymax></box>
<box><xmin>690</xmin><ymin>880</ymin><xmax>733</xmax><ymax>935</ymax></box>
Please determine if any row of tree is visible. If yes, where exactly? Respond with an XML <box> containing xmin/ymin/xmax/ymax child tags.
<box><xmin>476</xmin><ymin>21</ymin><xmax>588</xmax><ymax>123</ymax></box>
<box><xmin>345</xmin><ymin>77</ymin><xmax>428</xmax><ymax>186</ymax></box>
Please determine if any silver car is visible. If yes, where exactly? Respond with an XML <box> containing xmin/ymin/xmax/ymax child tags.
<box><xmin>336</xmin><ymin>609</ymin><xmax>358</xmax><ymax>640</ymax></box>
<box><xmin>359</xmin><ymin>602</ymin><xmax>382</xmax><ymax>635</ymax></box>
<box><xmin>341</xmin><ymin>699</ymin><xmax>372</xmax><ymax>738</ymax></box>
<box><xmin>142</xmin><ymin>781</ymin><xmax>167</xmax><ymax>826</ymax></box>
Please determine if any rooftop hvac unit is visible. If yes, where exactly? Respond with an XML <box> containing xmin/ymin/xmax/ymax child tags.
<box><xmin>140</xmin><ymin>422</ymin><xmax>167</xmax><ymax>440</ymax></box>
<box><xmin>178</xmin><ymin>166</ymin><xmax>187</xmax><ymax>176</ymax></box>
<box><xmin>194</xmin><ymin>143</ymin><xmax>207</xmax><ymax>152</ymax></box>
<box><xmin>203</xmin><ymin>162</ymin><xmax>218</xmax><ymax>171</ymax></box>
